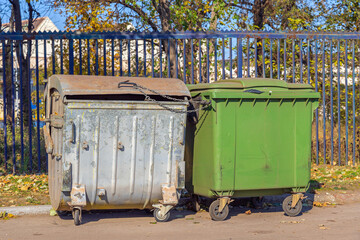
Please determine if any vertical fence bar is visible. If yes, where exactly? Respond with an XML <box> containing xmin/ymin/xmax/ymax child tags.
<box><xmin>345</xmin><ymin>40</ymin><xmax>349</xmax><ymax>165</ymax></box>
<box><xmin>10</xmin><ymin>41</ymin><xmax>16</xmax><ymax>173</ymax></box>
<box><xmin>277</xmin><ymin>39</ymin><xmax>280</xmax><ymax>79</ymax></box>
<box><xmin>322</xmin><ymin>41</ymin><xmax>326</xmax><ymax>164</ymax></box>
<box><xmin>152</xmin><ymin>39</ymin><xmax>155</xmax><ymax>78</ymax></box>
<box><xmin>292</xmin><ymin>39</ymin><xmax>295</xmax><ymax>83</ymax></box>
<box><xmin>315</xmin><ymin>40</ymin><xmax>319</xmax><ymax>165</ymax></box>
<box><xmin>183</xmin><ymin>39</ymin><xmax>186</xmax><ymax>83</ymax></box>
<box><xmin>128</xmin><ymin>40</ymin><xmax>131</xmax><ymax>77</ymax></box>
<box><xmin>60</xmin><ymin>39</ymin><xmax>63</xmax><ymax>74</ymax></box>
<box><xmin>199</xmin><ymin>39</ymin><xmax>202</xmax><ymax>82</ymax></box>
<box><xmin>87</xmin><ymin>39</ymin><xmax>90</xmax><ymax>75</ymax></box>
<box><xmin>120</xmin><ymin>40</ymin><xmax>123</xmax><ymax>76</ymax></box>
<box><xmin>262</xmin><ymin>39</ymin><xmax>265</xmax><ymax>78</ymax></box>
<box><xmin>307</xmin><ymin>39</ymin><xmax>310</xmax><ymax>84</ymax></box>
<box><xmin>144</xmin><ymin>39</ymin><xmax>146</xmax><ymax>77</ymax></box>
<box><xmin>175</xmin><ymin>40</ymin><xmax>178</xmax><ymax>79</ymax></box>
<box><xmin>215</xmin><ymin>39</ymin><xmax>218</xmax><ymax>81</ymax></box>
<box><xmin>284</xmin><ymin>39</ymin><xmax>287</xmax><ymax>82</ymax></box>
<box><xmin>230</xmin><ymin>38</ymin><xmax>232</xmax><ymax>78</ymax></box>
<box><xmin>52</xmin><ymin>40</ymin><xmax>55</xmax><ymax>74</ymax></box>
<box><xmin>255</xmin><ymin>40</ymin><xmax>258</xmax><ymax>77</ymax></box>
<box><xmin>135</xmin><ymin>40</ymin><xmax>139</xmax><ymax>77</ymax></box>
<box><xmin>95</xmin><ymin>39</ymin><xmax>99</xmax><ymax>76</ymax></box>
<box><xmin>176</xmin><ymin>40</ymin><xmax>179</xmax><ymax>78</ymax></box>
<box><xmin>79</xmin><ymin>40</ymin><xmax>82</xmax><ymax>75</ymax></box>
<box><xmin>35</xmin><ymin>40</ymin><xmax>41</xmax><ymax>172</ymax></box>
<box><xmin>191</xmin><ymin>39</ymin><xmax>194</xmax><ymax>84</ymax></box>
<box><xmin>247</xmin><ymin>38</ymin><xmax>250</xmax><ymax>77</ymax></box>
<box><xmin>222</xmin><ymin>38</ymin><xmax>225</xmax><ymax>79</ymax></box>
<box><xmin>27</xmin><ymin>39</ymin><xmax>33</xmax><ymax>172</ymax></box>
<box><xmin>2</xmin><ymin>41</ymin><xmax>7</xmax><ymax>170</ymax></box>
<box><xmin>207</xmin><ymin>39</ymin><xmax>209</xmax><ymax>82</ymax></box>
<box><xmin>111</xmin><ymin>39</ymin><xmax>114</xmax><ymax>76</ymax></box>
<box><xmin>300</xmin><ymin>40</ymin><xmax>303</xmax><ymax>83</ymax></box>
<box><xmin>352</xmin><ymin>40</ymin><xmax>356</xmax><ymax>166</ymax></box>
<box><xmin>270</xmin><ymin>39</ymin><xmax>273</xmax><ymax>79</ymax></box>
<box><xmin>104</xmin><ymin>39</ymin><xmax>107</xmax><ymax>76</ymax></box>
<box><xmin>69</xmin><ymin>38</ymin><xmax>74</xmax><ymax>74</ymax></box>
<box><xmin>337</xmin><ymin>40</ymin><xmax>341</xmax><ymax>165</ymax></box>
<box><xmin>330</xmin><ymin>41</ymin><xmax>334</xmax><ymax>165</ymax></box>
<box><xmin>43</xmin><ymin>40</ymin><xmax>48</xmax><ymax>172</ymax></box>
<box><xmin>160</xmin><ymin>40</ymin><xmax>163</xmax><ymax>78</ymax></box>
<box><xmin>19</xmin><ymin>42</ymin><xmax>24</xmax><ymax>171</ymax></box>
<box><xmin>238</xmin><ymin>38</ymin><xmax>243</xmax><ymax>78</ymax></box>
<box><xmin>167</xmin><ymin>39</ymin><xmax>170</xmax><ymax>78</ymax></box>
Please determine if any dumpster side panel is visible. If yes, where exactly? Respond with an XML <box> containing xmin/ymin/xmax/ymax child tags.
<box><xmin>212</xmin><ymin>99</ymin><xmax>236</xmax><ymax>191</ymax></box>
<box><xmin>61</xmin><ymin>101</ymin><xmax>187</xmax><ymax>210</ymax></box>
<box><xmin>190</xmin><ymin>105</ymin><xmax>216</xmax><ymax>197</ymax></box>
<box><xmin>234</xmin><ymin>98</ymin><xmax>312</xmax><ymax>191</ymax></box>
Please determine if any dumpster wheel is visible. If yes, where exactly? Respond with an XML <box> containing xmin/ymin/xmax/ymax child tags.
<box><xmin>153</xmin><ymin>208</ymin><xmax>171</xmax><ymax>222</ymax></box>
<box><xmin>209</xmin><ymin>199</ymin><xmax>229</xmax><ymax>221</ymax></box>
<box><xmin>282</xmin><ymin>195</ymin><xmax>303</xmax><ymax>217</ymax></box>
<box><xmin>72</xmin><ymin>208</ymin><xmax>81</xmax><ymax>226</ymax></box>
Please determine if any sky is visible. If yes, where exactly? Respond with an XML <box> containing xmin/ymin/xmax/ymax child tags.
<box><xmin>47</xmin><ymin>8</ymin><xmax>66</xmax><ymax>31</ymax></box>
<box><xmin>1</xmin><ymin>1</ymin><xmax>66</xmax><ymax>31</ymax></box>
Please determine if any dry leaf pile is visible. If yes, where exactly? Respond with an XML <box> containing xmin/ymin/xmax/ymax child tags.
<box><xmin>311</xmin><ymin>164</ymin><xmax>360</xmax><ymax>190</ymax></box>
<box><xmin>0</xmin><ymin>174</ymin><xmax>50</xmax><ymax>207</ymax></box>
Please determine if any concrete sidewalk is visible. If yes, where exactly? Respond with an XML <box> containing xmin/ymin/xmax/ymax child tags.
<box><xmin>1</xmin><ymin>189</ymin><xmax>359</xmax><ymax>216</ymax></box>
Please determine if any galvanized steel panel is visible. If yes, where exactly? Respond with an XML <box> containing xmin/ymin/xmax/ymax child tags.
<box><xmin>56</xmin><ymin>100</ymin><xmax>187</xmax><ymax>210</ymax></box>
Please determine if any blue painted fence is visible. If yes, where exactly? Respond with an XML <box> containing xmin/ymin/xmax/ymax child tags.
<box><xmin>0</xmin><ymin>31</ymin><xmax>359</xmax><ymax>173</ymax></box>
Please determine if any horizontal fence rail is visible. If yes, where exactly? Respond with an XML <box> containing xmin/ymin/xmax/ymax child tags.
<box><xmin>0</xmin><ymin>30</ymin><xmax>359</xmax><ymax>173</ymax></box>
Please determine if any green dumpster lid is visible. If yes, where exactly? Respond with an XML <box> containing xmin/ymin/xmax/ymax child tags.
<box><xmin>187</xmin><ymin>78</ymin><xmax>314</xmax><ymax>91</ymax></box>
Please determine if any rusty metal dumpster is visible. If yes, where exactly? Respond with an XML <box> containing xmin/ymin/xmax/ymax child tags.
<box><xmin>44</xmin><ymin>75</ymin><xmax>189</xmax><ymax>225</ymax></box>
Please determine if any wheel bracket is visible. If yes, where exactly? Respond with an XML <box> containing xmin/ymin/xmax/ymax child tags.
<box><xmin>219</xmin><ymin>197</ymin><xmax>232</xmax><ymax>212</ymax></box>
<box><xmin>291</xmin><ymin>193</ymin><xmax>303</xmax><ymax>208</ymax></box>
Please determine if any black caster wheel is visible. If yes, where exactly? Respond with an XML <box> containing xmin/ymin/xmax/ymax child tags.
<box><xmin>282</xmin><ymin>195</ymin><xmax>303</xmax><ymax>217</ymax></box>
<box><xmin>209</xmin><ymin>199</ymin><xmax>229</xmax><ymax>221</ymax></box>
<box><xmin>153</xmin><ymin>208</ymin><xmax>170</xmax><ymax>222</ymax></box>
<box><xmin>73</xmin><ymin>209</ymin><xmax>81</xmax><ymax>226</ymax></box>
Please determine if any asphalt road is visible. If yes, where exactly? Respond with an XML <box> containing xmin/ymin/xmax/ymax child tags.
<box><xmin>1</xmin><ymin>202</ymin><xmax>359</xmax><ymax>240</ymax></box>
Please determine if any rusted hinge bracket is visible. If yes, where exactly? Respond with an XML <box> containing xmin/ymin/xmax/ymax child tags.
<box><xmin>49</xmin><ymin>114</ymin><xmax>64</xmax><ymax>128</ymax></box>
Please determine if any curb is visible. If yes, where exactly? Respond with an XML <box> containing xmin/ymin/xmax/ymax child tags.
<box><xmin>0</xmin><ymin>205</ymin><xmax>52</xmax><ymax>216</ymax></box>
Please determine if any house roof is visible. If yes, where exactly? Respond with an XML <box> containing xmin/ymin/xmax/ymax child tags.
<box><xmin>1</xmin><ymin>17</ymin><xmax>48</xmax><ymax>32</ymax></box>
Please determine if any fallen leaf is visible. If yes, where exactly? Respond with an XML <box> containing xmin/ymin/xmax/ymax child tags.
<box><xmin>245</xmin><ymin>210</ymin><xmax>251</xmax><ymax>215</ymax></box>
<box><xmin>49</xmin><ymin>209</ymin><xmax>58</xmax><ymax>216</ymax></box>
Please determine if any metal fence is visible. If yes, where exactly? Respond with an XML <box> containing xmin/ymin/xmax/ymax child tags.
<box><xmin>0</xmin><ymin>31</ymin><xmax>359</xmax><ymax>173</ymax></box>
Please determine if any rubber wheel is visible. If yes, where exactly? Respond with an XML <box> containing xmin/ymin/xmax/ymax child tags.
<box><xmin>282</xmin><ymin>195</ymin><xmax>303</xmax><ymax>217</ymax></box>
<box><xmin>153</xmin><ymin>208</ymin><xmax>170</xmax><ymax>222</ymax></box>
<box><xmin>73</xmin><ymin>209</ymin><xmax>81</xmax><ymax>226</ymax></box>
<box><xmin>209</xmin><ymin>199</ymin><xmax>229</xmax><ymax>221</ymax></box>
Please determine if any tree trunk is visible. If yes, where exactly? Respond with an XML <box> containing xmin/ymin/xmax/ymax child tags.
<box><xmin>252</xmin><ymin>0</ymin><xmax>268</xmax><ymax>77</ymax></box>
<box><xmin>157</xmin><ymin>0</ymin><xmax>177</xmax><ymax>78</ymax></box>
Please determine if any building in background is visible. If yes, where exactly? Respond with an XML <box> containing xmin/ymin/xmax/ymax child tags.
<box><xmin>0</xmin><ymin>17</ymin><xmax>59</xmax><ymax>126</ymax></box>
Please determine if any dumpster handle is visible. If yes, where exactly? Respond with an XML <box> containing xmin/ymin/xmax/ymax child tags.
<box><xmin>69</xmin><ymin>120</ymin><xmax>75</xmax><ymax>143</ymax></box>
<box><xmin>118</xmin><ymin>80</ymin><xmax>211</xmax><ymax>114</ymax></box>
<box><xmin>244</xmin><ymin>89</ymin><xmax>264</xmax><ymax>94</ymax></box>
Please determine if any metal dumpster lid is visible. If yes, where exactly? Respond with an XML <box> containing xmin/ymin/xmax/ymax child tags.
<box><xmin>47</xmin><ymin>75</ymin><xmax>190</xmax><ymax>99</ymax></box>
<box><xmin>187</xmin><ymin>78</ymin><xmax>314</xmax><ymax>91</ymax></box>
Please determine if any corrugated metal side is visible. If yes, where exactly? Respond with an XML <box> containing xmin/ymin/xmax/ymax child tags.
<box><xmin>60</xmin><ymin>100</ymin><xmax>187</xmax><ymax>210</ymax></box>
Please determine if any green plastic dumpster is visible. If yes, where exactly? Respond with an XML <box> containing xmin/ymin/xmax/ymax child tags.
<box><xmin>185</xmin><ymin>78</ymin><xmax>320</xmax><ymax>221</ymax></box>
